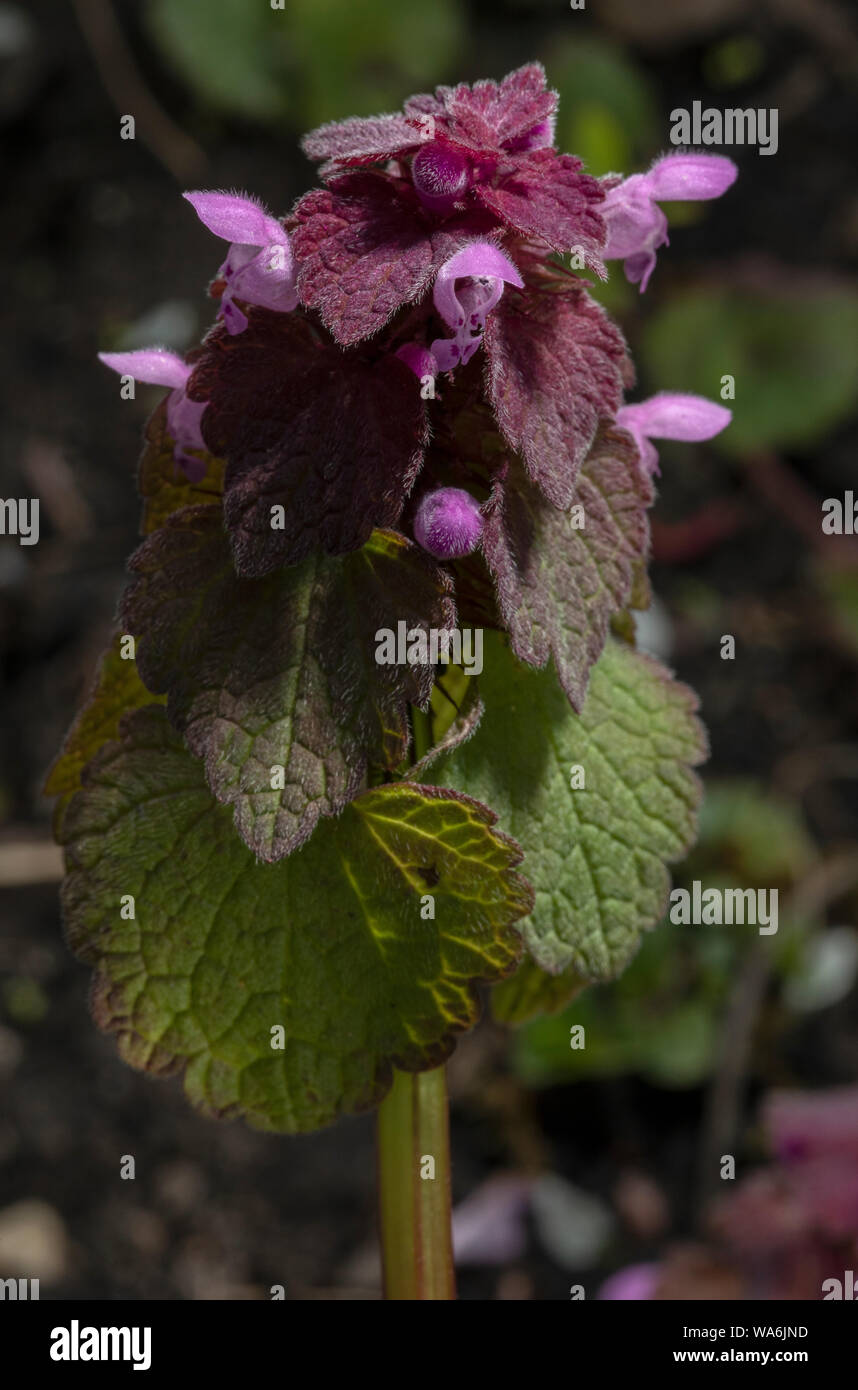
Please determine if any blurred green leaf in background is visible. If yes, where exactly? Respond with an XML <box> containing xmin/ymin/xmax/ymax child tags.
<box><xmin>147</xmin><ymin>0</ymin><xmax>465</xmax><ymax>128</ymax></box>
<box><xmin>642</xmin><ymin>285</ymin><xmax>858</xmax><ymax>454</ymax></box>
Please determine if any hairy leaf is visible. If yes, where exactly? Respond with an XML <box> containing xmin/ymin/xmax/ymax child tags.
<box><xmin>405</xmin><ymin>63</ymin><xmax>557</xmax><ymax>154</ymax></box>
<box><xmin>58</xmin><ymin>706</ymin><xmax>531</xmax><ymax>1132</ymax></box>
<box><xmin>477</xmin><ymin>151</ymin><xmax>606</xmax><ymax>269</ymax></box>
<box><xmin>187</xmin><ymin>310</ymin><xmax>428</xmax><ymax>574</ymax></box>
<box><xmin>121</xmin><ymin>508</ymin><xmax>456</xmax><ymax>861</ymax></box>
<box><xmin>481</xmin><ymin>422</ymin><xmax>652</xmax><ymax>711</ymax></box>
<box><xmin>432</xmin><ymin>633</ymin><xmax>706</xmax><ymax>980</ymax></box>
<box><xmin>45</xmin><ymin>634</ymin><xmax>163</xmax><ymax>805</ymax></box>
<box><xmin>484</xmin><ymin>280</ymin><xmax>628</xmax><ymax>508</ymax></box>
<box><xmin>291</xmin><ymin>172</ymin><xmax>438</xmax><ymax>345</ymax></box>
<box><xmin>301</xmin><ymin>113</ymin><xmax>423</xmax><ymax>177</ymax></box>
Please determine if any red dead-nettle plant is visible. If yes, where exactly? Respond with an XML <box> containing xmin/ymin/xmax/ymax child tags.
<box><xmin>48</xmin><ymin>65</ymin><xmax>736</xmax><ymax>1299</ymax></box>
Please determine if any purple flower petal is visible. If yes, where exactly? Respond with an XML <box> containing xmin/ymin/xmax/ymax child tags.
<box><xmin>226</xmin><ymin>243</ymin><xmax>298</xmax><ymax>313</ymax></box>
<box><xmin>99</xmin><ymin>348</ymin><xmax>208</xmax><ymax>480</ymax></box>
<box><xmin>618</xmin><ymin>392</ymin><xmax>732</xmax><ymax>442</ymax></box>
<box><xmin>433</xmin><ymin>241</ymin><xmax>523</xmax><ymax>328</ymax></box>
<box><xmin>602</xmin><ymin>154</ymin><xmax>737</xmax><ymax>292</ymax></box>
<box><xmin>430</xmin><ymin>241</ymin><xmax>523</xmax><ymax>369</ymax></box>
<box><xmin>642</xmin><ymin>153</ymin><xmax>738</xmax><ymax>202</ymax></box>
<box><xmin>504</xmin><ymin>115</ymin><xmax>556</xmax><ymax>153</ymax></box>
<box><xmin>98</xmin><ymin>349</ymin><xmax>189</xmax><ymax>391</ymax></box>
<box><xmin>598</xmin><ymin>1263</ymin><xmax>661</xmax><ymax>1301</ymax></box>
<box><xmin>395</xmin><ymin>343</ymin><xmax>439</xmax><ymax>379</ymax></box>
<box><xmin>601</xmin><ymin>177</ymin><xmax>667</xmax><ymax>261</ymax></box>
<box><xmin>183</xmin><ymin>190</ymin><xmax>287</xmax><ymax>246</ymax></box>
<box><xmin>166</xmin><ymin>390</ymin><xmax>207</xmax><ymax>454</ymax></box>
<box><xmin>617</xmin><ymin>392</ymin><xmax>731</xmax><ymax>475</ymax></box>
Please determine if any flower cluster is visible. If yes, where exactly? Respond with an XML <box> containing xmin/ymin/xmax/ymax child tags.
<box><xmin>100</xmin><ymin>63</ymin><xmax>736</xmax><ymax>659</ymax></box>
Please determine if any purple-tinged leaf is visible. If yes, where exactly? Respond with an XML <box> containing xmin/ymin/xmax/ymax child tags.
<box><xmin>484</xmin><ymin>280</ymin><xmax>629</xmax><ymax>508</ymax></box>
<box><xmin>290</xmin><ymin>172</ymin><xmax>437</xmax><ymax>345</ymax></box>
<box><xmin>120</xmin><ymin>508</ymin><xmax>456</xmax><ymax>861</ymax></box>
<box><xmin>477</xmin><ymin>151</ymin><xmax>606</xmax><ymax>267</ymax></box>
<box><xmin>301</xmin><ymin>113</ymin><xmax>424</xmax><ymax>177</ymax></box>
<box><xmin>187</xmin><ymin>310</ymin><xmax>428</xmax><ymax>575</ymax></box>
<box><xmin>481</xmin><ymin>424</ymin><xmax>652</xmax><ymax>711</ymax></box>
<box><xmin>405</xmin><ymin>64</ymin><xmax>557</xmax><ymax>155</ymax></box>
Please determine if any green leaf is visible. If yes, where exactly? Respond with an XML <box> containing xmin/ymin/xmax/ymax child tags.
<box><xmin>44</xmin><ymin>634</ymin><xmax>164</xmax><ymax>805</ymax></box>
<box><xmin>432</xmin><ymin>633</ymin><xmax>706</xmax><ymax>980</ymax></box>
<box><xmin>138</xmin><ymin>400</ymin><xmax>224</xmax><ymax>536</ymax></box>
<box><xmin>642</xmin><ymin>285</ymin><xmax>858</xmax><ymax>453</ymax></box>
<box><xmin>551</xmin><ymin>38</ymin><xmax>658</xmax><ymax>175</ymax></box>
<box><xmin>58</xmin><ymin>705</ymin><xmax>531</xmax><ymax>1133</ymax></box>
<box><xmin>482</xmin><ymin>422</ymin><xmax>652</xmax><ymax>711</ymax></box>
<box><xmin>147</xmin><ymin>0</ymin><xmax>290</xmax><ymax>121</ymax></box>
<box><xmin>121</xmin><ymin>508</ymin><xmax>456</xmax><ymax>861</ymax></box>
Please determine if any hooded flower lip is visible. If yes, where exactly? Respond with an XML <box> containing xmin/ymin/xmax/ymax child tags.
<box><xmin>183</xmin><ymin>191</ymin><xmax>298</xmax><ymax>335</ymax></box>
<box><xmin>616</xmin><ymin>391</ymin><xmax>732</xmax><ymax>476</ymax></box>
<box><xmin>414</xmin><ymin>487</ymin><xmax>484</xmax><ymax>559</ymax></box>
<box><xmin>98</xmin><ymin>349</ymin><xmax>208</xmax><ymax>481</ymax></box>
<box><xmin>430</xmin><ymin>241</ymin><xmax>523</xmax><ymax>372</ymax></box>
<box><xmin>601</xmin><ymin>153</ymin><xmax>738</xmax><ymax>291</ymax></box>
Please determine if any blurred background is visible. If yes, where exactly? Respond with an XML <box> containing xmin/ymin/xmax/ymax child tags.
<box><xmin>1</xmin><ymin>0</ymin><xmax>857</xmax><ymax>1300</ymax></box>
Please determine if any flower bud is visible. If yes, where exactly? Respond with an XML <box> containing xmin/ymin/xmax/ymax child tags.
<box><xmin>412</xmin><ymin>143</ymin><xmax>471</xmax><ymax>214</ymax></box>
<box><xmin>414</xmin><ymin>487</ymin><xmax>483</xmax><ymax>559</ymax></box>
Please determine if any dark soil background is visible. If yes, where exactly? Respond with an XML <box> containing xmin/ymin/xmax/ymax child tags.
<box><xmin>1</xmin><ymin>0</ymin><xmax>856</xmax><ymax>1300</ymax></box>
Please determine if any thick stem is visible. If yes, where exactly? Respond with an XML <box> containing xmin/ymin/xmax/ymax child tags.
<box><xmin>376</xmin><ymin>1065</ymin><xmax>456</xmax><ymax>1300</ymax></box>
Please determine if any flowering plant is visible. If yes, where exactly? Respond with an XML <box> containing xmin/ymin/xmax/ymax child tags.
<box><xmin>48</xmin><ymin>65</ymin><xmax>735</xmax><ymax>1299</ymax></box>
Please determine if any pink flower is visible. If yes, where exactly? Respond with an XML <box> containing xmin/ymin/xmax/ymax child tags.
<box><xmin>98</xmin><ymin>348</ymin><xmax>208</xmax><ymax>481</ymax></box>
<box><xmin>414</xmin><ymin>487</ymin><xmax>484</xmax><ymax>559</ymax></box>
<box><xmin>616</xmin><ymin>391</ymin><xmax>732</xmax><ymax>476</ymax></box>
<box><xmin>430</xmin><ymin>242</ymin><xmax>523</xmax><ymax>372</ymax></box>
<box><xmin>395</xmin><ymin>343</ymin><xmax>439</xmax><ymax>380</ymax></box>
<box><xmin>764</xmin><ymin>1086</ymin><xmax>858</xmax><ymax>1164</ymax></box>
<box><xmin>601</xmin><ymin>153</ymin><xmax>738</xmax><ymax>291</ymax></box>
<box><xmin>598</xmin><ymin>1263</ymin><xmax>661</xmax><ymax>1300</ymax></box>
<box><xmin>183</xmin><ymin>191</ymin><xmax>297</xmax><ymax>335</ymax></box>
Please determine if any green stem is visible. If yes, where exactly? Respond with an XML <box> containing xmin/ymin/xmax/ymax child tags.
<box><xmin>376</xmin><ymin>1065</ymin><xmax>456</xmax><ymax>1300</ymax></box>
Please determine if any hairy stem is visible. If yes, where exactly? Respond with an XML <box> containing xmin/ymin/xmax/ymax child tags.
<box><xmin>376</xmin><ymin>1065</ymin><xmax>456</xmax><ymax>1300</ymax></box>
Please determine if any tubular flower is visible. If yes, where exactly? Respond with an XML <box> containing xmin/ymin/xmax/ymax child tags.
<box><xmin>292</xmin><ymin>64</ymin><xmax>607</xmax><ymax>347</ymax></box>
<box><xmin>183</xmin><ymin>191</ymin><xmax>298</xmax><ymax>335</ymax></box>
<box><xmin>430</xmin><ymin>242</ymin><xmax>523</xmax><ymax>372</ymax></box>
<box><xmin>98</xmin><ymin>349</ymin><xmax>208</xmax><ymax>480</ymax></box>
<box><xmin>601</xmin><ymin>153</ymin><xmax>738</xmax><ymax>292</ymax></box>
<box><xmin>414</xmin><ymin>487</ymin><xmax>484</xmax><ymax>559</ymax></box>
<box><xmin>616</xmin><ymin>392</ymin><xmax>732</xmax><ymax>476</ymax></box>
